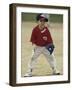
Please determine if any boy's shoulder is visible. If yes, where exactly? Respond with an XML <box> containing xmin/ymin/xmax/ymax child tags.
<box><xmin>33</xmin><ymin>25</ymin><xmax>48</xmax><ymax>30</ymax></box>
<box><xmin>32</xmin><ymin>25</ymin><xmax>49</xmax><ymax>33</ymax></box>
<box><xmin>32</xmin><ymin>25</ymin><xmax>39</xmax><ymax>32</ymax></box>
<box><xmin>45</xmin><ymin>26</ymin><xmax>49</xmax><ymax>31</ymax></box>
<box><xmin>33</xmin><ymin>25</ymin><xmax>39</xmax><ymax>30</ymax></box>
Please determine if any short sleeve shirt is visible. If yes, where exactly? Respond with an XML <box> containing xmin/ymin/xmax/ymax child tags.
<box><xmin>30</xmin><ymin>25</ymin><xmax>53</xmax><ymax>46</ymax></box>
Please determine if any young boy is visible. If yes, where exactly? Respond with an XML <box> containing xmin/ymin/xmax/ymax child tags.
<box><xmin>24</xmin><ymin>13</ymin><xmax>60</xmax><ymax>77</ymax></box>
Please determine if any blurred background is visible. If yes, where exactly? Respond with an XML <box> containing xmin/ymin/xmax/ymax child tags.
<box><xmin>22</xmin><ymin>13</ymin><xmax>63</xmax><ymax>23</ymax></box>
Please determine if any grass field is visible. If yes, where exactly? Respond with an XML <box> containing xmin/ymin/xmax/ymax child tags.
<box><xmin>21</xmin><ymin>22</ymin><xmax>63</xmax><ymax>77</ymax></box>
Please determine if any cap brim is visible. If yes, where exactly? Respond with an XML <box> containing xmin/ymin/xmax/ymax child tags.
<box><xmin>45</xmin><ymin>18</ymin><xmax>48</xmax><ymax>22</ymax></box>
<box><xmin>40</xmin><ymin>18</ymin><xmax>48</xmax><ymax>22</ymax></box>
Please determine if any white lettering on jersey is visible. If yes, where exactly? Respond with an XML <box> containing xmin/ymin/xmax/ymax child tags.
<box><xmin>43</xmin><ymin>36</ymin><xmax>47</xmax><ymax>41</ymax></box>
<box><xmin>41</xmin><ymin>28</ymin><xmax>46</xmax><ymax>33</ymax></box>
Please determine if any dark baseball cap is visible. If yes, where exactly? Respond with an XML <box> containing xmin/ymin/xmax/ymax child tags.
<box><xmin>36</xmin><ymin>13</ymin><xmax>48</xmax><ymax>22</ymax></box>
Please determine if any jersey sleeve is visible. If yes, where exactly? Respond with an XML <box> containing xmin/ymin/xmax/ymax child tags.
<box><xmin>46</xmin><ymin>28</ymin><xmax>53</xmax><ymax>44</ymax></box>
<box><xmin>30</xmin><ymin>29</ymin><xmax>36</xmax><ymax>44</ymax></box>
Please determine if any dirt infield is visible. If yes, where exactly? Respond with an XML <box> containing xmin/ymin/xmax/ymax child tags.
<box><xmin>21</xmin><ymin>22</ymin><xmax>63</xmax><ymax>77</ymax></box>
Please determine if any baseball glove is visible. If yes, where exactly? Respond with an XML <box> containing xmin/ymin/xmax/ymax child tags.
<box><xmin>45</xmin><ymin>43</ymin><xmax>55</xmax><ymax>54</ymax></box>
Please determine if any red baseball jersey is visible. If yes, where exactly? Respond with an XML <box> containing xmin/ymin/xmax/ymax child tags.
<box><xmin>30</xmin><ymin>25</ymin><xmax>53</xmax><ymax>46</ymax></box>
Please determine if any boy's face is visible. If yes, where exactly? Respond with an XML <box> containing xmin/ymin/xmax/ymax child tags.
<box><xmin>38</xmin><ymin>19</ymin><xmax>46</xmax><ymax>28</ymax></box>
